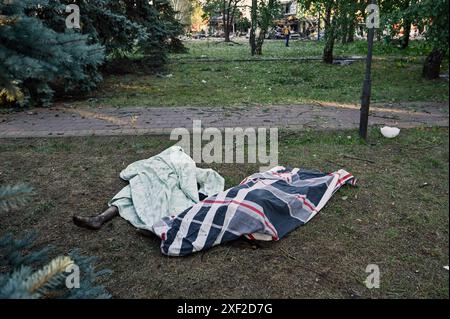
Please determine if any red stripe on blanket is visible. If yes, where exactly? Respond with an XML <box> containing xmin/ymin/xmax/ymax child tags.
<box><xmin>202</xmin><ymin>199</ymin><xmax>279</xmax><ymax>240</ymax></box>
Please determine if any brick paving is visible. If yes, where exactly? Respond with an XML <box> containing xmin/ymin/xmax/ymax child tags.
<box><xmin>0</xmin><ymin>102</ymin><xmax>448</xmax><ymax>138</ymax></box>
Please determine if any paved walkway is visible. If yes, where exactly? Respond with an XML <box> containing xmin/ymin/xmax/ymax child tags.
<box><xmin>0</xmin><ymin>102</ymin><xmax>448</xmax><ymax>138</ymax></box>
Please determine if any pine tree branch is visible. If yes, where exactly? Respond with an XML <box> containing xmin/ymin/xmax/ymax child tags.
<box><xmin>0</xmin><ymin>184</ymin><xmax>34</xmax><ymax>213</ymax></box>
<box><xmin>24</xmin><ymin>256</ymin><xmax>74</xmax><ymax>296</ymax></box>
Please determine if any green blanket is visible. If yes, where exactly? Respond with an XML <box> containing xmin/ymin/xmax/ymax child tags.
<box><xmin>109</xmin><ymin>146</ymin><xmax>225</xmax><ymax>230</ymax></box>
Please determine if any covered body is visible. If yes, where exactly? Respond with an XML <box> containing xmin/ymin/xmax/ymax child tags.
<box><xmin>109</xmin><ymin>146</ymin><xmax>225</xmax><ymax>231</ymax></box>
<box><xmin>151</xmin><ymin>166</ymin><xmax>356</xmax><ymax>256</ymax></box>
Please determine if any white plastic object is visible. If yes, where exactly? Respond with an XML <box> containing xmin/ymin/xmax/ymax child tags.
<box><xmin>380</xmin><ymin>126</ymin><xmax>400</xmax><ymax>138</ymax></box>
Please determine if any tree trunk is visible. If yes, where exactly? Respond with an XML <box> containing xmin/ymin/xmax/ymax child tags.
<box><xmin>249</xmin><ymin>0</ymin><xmax>274</xmax><ymax>55</ymax></box>
<box><xmin>400</xmin><ymin>20</ymin><xmax>411</xmax><ymax>49</ymax></box>
<box><xmin>342</xmin><ymin>30</ymin><xmax>348</xmax><ymax>44</ymax></box>
<box><xmin>322</xmin><ymin>4</ymin><xmax>335</xmax><ymax>64</ymax></box>
<box><xmin>224</xmin><ymin>28</ymin><xmax>231</xmax><ymax>42</ymax></box>
<box><xmin>376</xmin><ymin>29</ymin><xmax>381</xmax><ymax>41</ymax></box>
<box><xmin>359</xmin><ymin>0</ymin><xmax>377</xmax><ymax>141</ymax></box>
<box><xmin>400</xmin><ymin>1</ymin><xmax>412</xmax><ymax>49</ymax></box>
<box><xmin>422</xmin><ymin>49</ymin><xmax>444</xmax><ymax>79</ymax></box>
<box><xmin>323</xmin><ymin>36</ymin><xmax>334</xmax><ymax>63</ymax></box>
<box><xmin>317</xmin><ymin>11</ymin><xmax>321</xmax><ymax>41</ymax></box>
<box><xmin>249</xmin><ymin>0</ymin><xmax>257</xmax><ymax>55</ymax></box>
<box><xmin>359</xmin><ymin>32</ymin><xmax>374</xmax><ymax>139</ymax></box>
<box><xmin>347</xmin><ymin>21</ymin><xmax>355</xmax><ymax>43</ymax></box>
<box><xmin>222</xmin><ymin>2</ymin><xmax>231</xmax><ymax>42</ymax></box>
<box><xmin>223</xmin><ymin>15</ymin><xmax>231</xmax><ymax>42</ymax></box>
<box><xmin>255</xmin><ymin>32</ymin><xmax>265</xmax><ymax>55</ymax></box>
<box><xmin>341</xmin><ymin>17</ymin><xmax>348</xmax><ymax>44</ymax></box>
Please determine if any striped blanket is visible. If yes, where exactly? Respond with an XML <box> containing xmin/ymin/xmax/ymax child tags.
<box><xmin>151</xmin><ymin>166</ymin><xmax>356</xmax><ymax>256</ymax></box>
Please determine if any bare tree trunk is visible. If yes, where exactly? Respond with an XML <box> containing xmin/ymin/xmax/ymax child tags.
<box><xmin>341</xmin><ymin>17</ymin><xmax>348</xmax><ymax>44</ymax></box>
<box><xmin>255</xmin><ymin>33</ymin><xmax>265</xmax><ymax>55</ymax></box>
<box><xmin>400</xmin><ymin>19</ymin><xmax>411</xmax><ymax>49</ymax></box>
<box><xmin>249</xmin><ymin>0</ymin><xmax>274</xmax><ymax>55</ymax></box>
<box><xmin>222</xmin><ymin>1</ymin><xmax>231</xmax><ymax>42</ymax></box>
<box><xmin>223</xmin><ymin>0</ymin><xmax>238</xmax><ymax>42</ymax></box>
<box><xmin>249</xmin><ymin>0</ymin><xmax>257</xmax><ymax>55</ymax></box>
<box><xmin>347</xmin><ymin>20</ymin><xmax>355</xmax><ymax>43</ymax></box>
<box><xmin>359</xmin><ymin>0</ymin><xmax>377</xmax><ymax>140</ymax></box>
<box><xmin>376</xmin><ymin>29</ymin><xmax>382</xmax><ymax>41</ymax></box>
<box><xmin>224</xmin><ymin>28</ymin><xmax>231</xmax><ymax>42</ymax></box>
<box><xmin>400</xmin><ymin>1</ymin><xmax>411</xmax><ymax>49</ymax></box>
<box><xmin>322</xmin><ymin>3</ymin><xmax>335</xmax><ymax>64</ymax></box>
<box><xmin>422</xmin><ymin>49</ymin><xmax>444</xmax><ymax>79</ymax></box>
<box><xmin>317</xmin><ymin>11</ymin><xmax>321</xmax><ymax>41</ymax></box>
<box><xmin>230</xmin><ymin>2</ymin><xmax>237</xmax><ymax>40</ymax></box>
<box><xmin>323</xmin><ymin>36</ymin><xmax>335</xmax><ymax>63</ymax></box>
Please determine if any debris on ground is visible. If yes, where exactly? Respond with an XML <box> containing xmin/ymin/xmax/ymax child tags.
<box><xmin>380</xmin><ymin>126</ymin><xmax>401</xmax><ymax>138</ymax></box>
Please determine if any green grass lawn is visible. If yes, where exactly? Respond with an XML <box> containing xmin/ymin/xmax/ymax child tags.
<box><xmin>67</xmin><ymin>40</ymin><xmax>448</xmax><ymax>108</ymax></box>
<box><xmin>1</xmin><ymin>127</ymin><xmax>448</xmax><ymax>298</ymax></box>
<box><xmin>172</xmin><ymin>38</ymin><xmax>440</xmax><ymax>60</ymax></box>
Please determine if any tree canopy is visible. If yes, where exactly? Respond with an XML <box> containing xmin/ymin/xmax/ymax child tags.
<box><xmin>0</xmin><ymin>0</ymin><xmax>184</xmax><ymax>107</ymax></box>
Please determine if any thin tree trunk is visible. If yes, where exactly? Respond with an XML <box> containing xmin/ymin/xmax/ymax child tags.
<box><xmin>222</xmin><ymin>1</ymin><xmax>231</xmax><ymax>42</ymax></box>
<box><xmin>255</xmin><ymin>0</ymin><xmax>275</xmax><ymax>55</ymax></box>
<box><xmin>323</xmin><ymin>36</ymin><xmax>335</xmax><ymax>63</ymax></box>
<box><xmin>224</xmin><ymin>16</ymin><xmax>231</xmax><ymax>42</ymax></box>
<box><xmin>224</xmin><ymin>29</ymin><xmax>231</xmax><ymax>42</ymax></box>
<box><xmin>322</xmin><ymin>3</ymin><xmax>335</xmax><ymax>64</ymax></box>
<box><xmin>249</xmin><ymin>0</ymin><xmax>257</xmax><ymax>55</ymax></box>
<box><xmin>400</xmin><ymin>1</ymin><xmax>411</xmax><ymax>49</ymax></box>
<box><xmin>230</xmin><ymin>2</ymin><xmax>237</xmax><ymax>39</ymax></box>
<box><xmin>376</xmin><ymin>29</ymin><xmax>381</xmax><ymax>41</ymax></box>
<box><xmin>347</xmin><ymin>20</ymin><xmax>355</xmax><ymax>43</ymax></box>
<box><xmin>359</xmin><ymin>1</ymin><xmax>376</xmax><ymax>140</ymax></box>
<box><xmin>341</xmin><ymin>17</ymin><xmax>348</xmax><ymax>44</ymax></box>
<box><xmin>317</xmin><ymin>10</ymin><xmax>321</xmax><ymax>41</ymax></box>
<box><xmin>255</xmin><ymin>32</ymin><xmax>265</xmax><ymax>55</ymax></box>
<box><xmin>422</xmin><ymin>49</ymin><xmax>444</xmax><ymax>79</ymax></box>
<box><xmin>249</xmin><ymin>0</ymin><xmax>274</xmax><ymax>55</ymax></box>
<box><xmin>400</xmin><ymin>19</ymin><xmax>411</xmax><ymax>49</ymax></box>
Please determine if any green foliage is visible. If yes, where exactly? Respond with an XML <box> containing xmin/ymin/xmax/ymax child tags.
<box><xmin>0</xmin><ymin>0</ymin><xmax>105</xmax><ymax>107</ymax></box>
<box><xmin>376</xmin><ymin>0</ymin><xmax>448</xmax><ymax>77</ymax></box>
<box><xmin>0</xmin><ymin>0</ymin><xmax>185</xmax><ymax>108</ymax></box>
<box><xmin>409</xmin><ymin>0</ymin><xmax>449</xmax><ymax>52</ymax></box>
<box><xmin>39</xmin><ymin>0</ymin><xmax>148</xmax><ymax>56</ymax></box>
<box><xmin>36</xmin><ymin>0</ymin><xmax>185</xmax><ymax>57</ymax></box>
<box><xmin>250</xmin><ymin>0</ymin><xmax>281</xmax><ymax>55</ymax></box>
<box><xmin>236</xmin><ymin>16</ymin><xmax>251</xmax><ymax>33</ymax></box>
<box><xmin>202</xmin><ymin>0</ymin><xmax>244</xmax><ymax>37</ymax></box>
<box><xmin>0</xmin><ymin>233</ymin><xmax>112</xmax><ymax>299</ymax></box>
<box><xmin>156</xmin><ymin>0</ymin><xmax>188</xmax><ymax>54</ymax></box>
<box><xmin>298</xmin><ymin>0</ymin><xmax>448</xmax><ymax>72</ymax></box>
<box><xmin>170</xmin><ymin>0</ymin><xmax>195</xmax><ymax>29</ymax></box>
<box><xmin>0</xmin><ymin>184</ymin><xmax>111</xmax><ymax>299</ymax></box>
<box><xmin>298</xmin><ymin>0</ymin><xmax>366</xmax><ymax>61</ymax></box>
<box><xmin>0</xmin><ymin>184</ymin><xmax>34</xmax><ymax>213</ymax></box>
<box><xmin>258</xmin><ymin>0</ymin><xmax>281</xmax><ymax>26</ymax></box>
<box><xmin>201</xmin><ymin>0</ymin><xmax>223</xmax><ymax>21</ymax></box>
